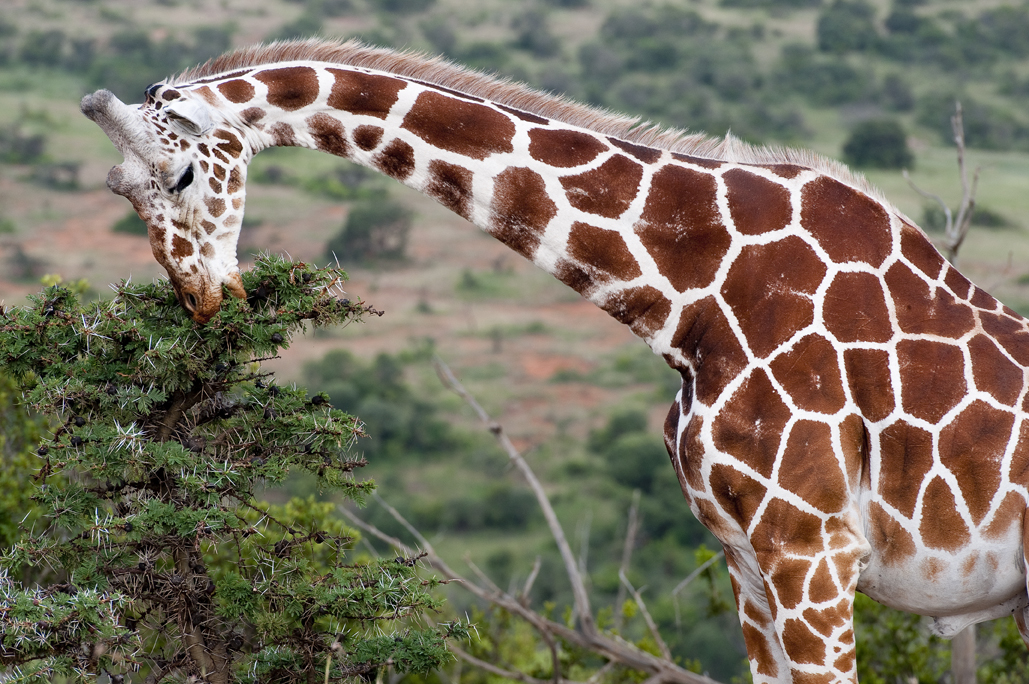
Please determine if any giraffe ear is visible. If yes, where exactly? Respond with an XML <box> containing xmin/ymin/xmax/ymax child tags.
<box><xmin>164</xmin><ymin>99</ymin><xmax>213</xmax><ymax>137</ymax></box>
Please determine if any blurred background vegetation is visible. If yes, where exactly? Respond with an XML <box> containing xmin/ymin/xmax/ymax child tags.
<box><xmin>3</xmin><ymin>0</ymin><xmax>1029</xmax><ymax>681</ymax></box>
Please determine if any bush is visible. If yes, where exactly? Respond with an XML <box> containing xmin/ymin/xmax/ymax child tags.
<box><xmin>112</xmin><ymin>210</ymin><xmax>149</xmax><ymax>235</ymax></box>
<box><xmin>0</xmin><ymin>124</ymin><xmax>46</xmax><ymax>164</ymax></box>
<box><xmin>775</xmin><ymin>45</ymin><xmax>873</xmax><ymax>106</ymax></box>
<box><xmin>326</xmin><ymin>199</ymin><xmax>412</xmax><ymax>264</ymax></box>
<box><xmin>842</xmin><ymin>118</ymin><xmax>913</xmax><ymax>169</ymax></box>
<box><xmin>817</xmin><ymin>0</ymin><xmax>878</xmax><ymax>53</ymax></box>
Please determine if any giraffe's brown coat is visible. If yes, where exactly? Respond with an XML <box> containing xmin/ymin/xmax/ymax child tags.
<box><xmin>769</xmin><ymin>335</ymin><xmax>846</xmax><ymax>414</ymax></box>
<box><xmin>713</xmin><ymin>369</ymin><xmax>792</xmax><ymax>478</ymax></box>
<box><xmin>803</xmin><ymin>603</ymin><xmax>849</xmax><ymax>637</ymax></box>
<box><xmin>671</xmin><ymin>152</ymin><xmax>722</xmax><ymax>169</ymax></box>
<box><xmin>769</xmin><ymin>556</ymin><xmax>812</xmax><ymax>609</ymax></box>
<box><xmin>374</xmin><ymin>139</ymin><xmax>416</xmax><ymax>181</ymax></box>
<box><xmin>354</xmin><ymin>124</ymin><xmax>384</xmax><ymax>151</ymax></box>
<box><xmin>968</xmin><ymin>334</ymin><xmax>1023</xmax><ymax>405</ymax></box>
<box><xmin>723</xmin><ymin>169</ymin><xmax>792</xmax><ymax>235</ymax></box>
<box><xmin>823</xmin><ymin>272</ymin><xmax>893</xmax><ymax>343</ymax></box>
<box><xmin>326</xmin><ymin>68</ymin><xmax>407</xmax><ymax>119</ymax></box>
<box><xmin>983</xmin><ymin>491</ymin><xmax>1026</xmax><ymax>540</ymax></box>
<box><xmin>528</xmin><ymin>128</ymin><xmax>608</xmax><ymax>168</ymax></box>
<box><xmin>896</xmin><ymin>339</ymin><xmax>966</xmax><ymax>423</ymax></box>
<box><xmin>843</xmin><ymin>348</ymin><xmax>894</xmax><ymax>421</ymax></box>
<box><xmin>722</xmin><ymin>237</ymin><xmax>826</xmax><ymax>359</ymax></box>
<box><xmin>218</xmin><ymin>79</ymin><xmax>255</xmax><ymax>104</ymax></box>
<box><xmin>678</xmin><ymin>416</ymin><xmax>705</xmax><ymax>491</ymax></box>
<box><xmin>228</xmin><ymin>167</ymin><xmax>243</xmax><ymax>194</ymax></box>
<box><xmin>920</xmin><ymin>477</ymin><xmax>971</xmax><ymax>551</ymax></box>
<box><xmin>213</xmin><ymin>130</ymin><xmax>243</xmax><ymax>159</ymax></box>
<box><xmin>608</xmin><ymin>137</ymin><xmax>662</xmax><ymax>163</ymax></box>
<box><xmin>403</xmin><ymin>91</ymin><xmax>515</xmax><ymax>160</ymax></box>
<box><xmin>636</xmin><ymin>165</ymin><xmax>731</xmax><ymax>293</ymax></box>
<box><xmin>752</xmin><ymin>497</ymin><xmax>825</xmax><ymax>561</ymax></box>
<box><xmin>709</xmin><ymin>463</ymin><xmax>768</xmax><ymax>529</ymax></box>
<box><xmin>241</xmin><ymin>107</ymin><xmax>266</xmax><ymax>126</ymax></box>
<box><xmin>426</xmin><ymin>160</ymin><xmax>473</xmax><ymax>220</ymax></box>
<box><xmin>944</xmin><ymin>265</ymin><xmax>974</xmax><ymax>300</ymax></box>
<box><xmin>600</xmin><ymin>285</ymin><xmax>672</xmax><ymax>339</ymax></box>
<box><xmin>939</xmin><ymin>400</ymin><xmax>1013</xmax><ymax>525</ymax></box>
<box><xmin>307</xmin><ymin>113</ymin><xmax>350</xmax><ymax>158</ymax></box>
<box><xmin>565</xmin><ymin>221</ymin><xmax>642</xmax><ymax>285</ymax></box>
<box><xmin>807</xmin><ymin>559</ymin><xmax>838</xmax><ymax>604</ymax></box>
<box><xmin>900</xmin><ymin>223</ymin><xmax>945</xmax><ymax>279</ymax></box>
<box><xmin>779</xmin><ymin>421</ymin><xmax>848</xmax><ymax>514</ymax></box>
<box><xmin>269</xmin><ymin>122</ymin><xmax>295</xmax><ymax>147</ymax></box>
<box><xmin>490</xmin><ymin>166</ymin><xmax>555</xmax><ymax>259</ymax></box>
<box><xmin>205</xmin><ymin>197</ymin><xmax>226</xmax><ymax>218</ymax></box>
<box><xmin>256</xmin><ymin>66</ymin><xmax>320</xmax><ymax>111</ymax></box>
<box><xmin>878</xmin><ymin>420</ymin><xmax>933</xmax><ymax>518</ymax></box>
<box><xmin>741</xmin><ymin>624</ymin><xmax>780</xmax><ymax>678</ymax></box>
<box><xmin>561</xmin><ymin>154</ymin><xmax>643</xmax><ymax>218</ymax></box>
<box><xmin>971</xmin><ymin>287</ymin><xmax>997</xmax><ymax>310</ymax></box>
<box><xmin>884</xmin><ymin>262</ymin><xmax>975</xmax><ymax>338</ymax></box>
<box><xmin>867</xmin><ymin>501</ymin><xmax>916</xmax><ymax>566</ymax></box>
<box><xmin>171</xmin><ymin>234</ymin><xmax>193</xmax><ymax>259</ymax></box>
<box><xmin>981</xmin><ymin>311</ymin><xmax>1029</xmax><ymax>366</ymax></box>
<box><xmin>800</xmin><ymin>176</ymin><xmax>892</xmax><ymax>267</ymax></box>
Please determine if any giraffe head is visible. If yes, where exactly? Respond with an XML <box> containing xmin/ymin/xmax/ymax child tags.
<box><xmin>81</xmin><ymin>87</ymin><xmax>248</xmax><ymax>323</ymax></box>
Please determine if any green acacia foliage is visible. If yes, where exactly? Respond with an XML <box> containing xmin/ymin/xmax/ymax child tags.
<box><xmin>0</xmin><ymin>255</ymin><xmax>465</xmax><ymax>683</ymax></box>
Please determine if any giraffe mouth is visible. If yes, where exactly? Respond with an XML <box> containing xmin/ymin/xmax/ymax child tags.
<box><xmin>176</xmin><ymin>272</ymin><xmax>246</xmax><ymax>324</ymax></box>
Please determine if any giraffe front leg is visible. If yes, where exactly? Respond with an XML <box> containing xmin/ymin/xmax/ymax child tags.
<box><xmin>723</xmin><ymin>548</ymin><xmax>791</xmax><ymax>684</ymax></box>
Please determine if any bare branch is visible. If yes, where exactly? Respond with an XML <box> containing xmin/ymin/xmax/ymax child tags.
<box><xmin>615</xmin><ymin>490</ymin><xmax>642</xmax><ymax>630</ymax></box>
<box><xmin>671</xmin><ymin>551</ymin><xmax>725</xmax><ymax>629</ymax></box>
<box><xmin>903</xmin><ymin>169</ymin><xmax>951</xmax><ymax>226</ymax></box>
<box><xmin>521</xmin><ymin>555</ymin><xmax>542</xmax><ymax>606</ymax></box>
<box><xmin>433</xmin><ymin>356</ymin><xmax>596</xmax><ymax>634</ymax></box>
<box><xmin>449</xmin><ymin>643</ymin><xmax>578</xmax><ymax>684</ymax></box>
<box><xmin>619</xmin><ymin>569</ymin><xmax>672</xmax><ymax>661</ymax></box>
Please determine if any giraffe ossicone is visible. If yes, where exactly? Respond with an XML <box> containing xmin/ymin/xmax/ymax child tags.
<box><xmin>83</xmin><ymin>38</ymin><xmax>1029</xmax><ymax>683</ymax></box>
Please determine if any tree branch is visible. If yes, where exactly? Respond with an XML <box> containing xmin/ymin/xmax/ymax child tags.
<box><xmin>614</xmin><ymin>490</ymin><xmax>641</xmax><ymax>630</ymax></box>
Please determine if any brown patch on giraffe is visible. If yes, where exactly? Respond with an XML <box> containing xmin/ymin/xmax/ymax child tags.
<box><xmin>189</xmin><ymin>69</ymin><xmax>252</xmax><ymax>86</ymax></box>
<box><xmin>971</xmin><ymin>287</ymin><xmax>997</xmax><ymax>310</ymax></box>
<box><xmin>608</xmin><ymin>137</ymin><xmax>662</xmax><ymax>163</ymax></box>
<box><xmin>843</xmin><ymin>349</ymin><xmax>894</xmax><ymax>422</ymax></box>
<box><xmin>800</xmin><ymin>176</ymin><xmax>892</xmax><ymax>267</ymax></box>
<box><xmin>600</xmin><ymin>285</ymin><xmax>672</xmax><ymax>339</ymax></box>
<box><xmin>197</xmin><ymin>143</ymin><xmax>210</xmax><ymax>157</ymax></box>
<box><xmin>212</xmin><ymin>164</ymin><xmax>226</xmax><ymax>181</ymax></box>
<box><xmin>496</xmin><ymin>103</ymin><xmax>548</xmax><ymax>124</ymax></box>
<box><xmin>944</xmin><ymin>265</ymin><xmax>974</xmax><ymax>299</ymax></box>
<box><xmin>402</xmin><ymin>91</ymin><xmax>515</xmax><ymax>160</ymax></box>
<box><xmin>241</xmin><ymin>107</ymin><xmax>266</xmax><ymax>126</ymax></box>
<box><xmin>374</xmin><ymin>139</ymin><xmax>416</xmax><ymax>181</ymax></box>
<box><xmin>968</xmin><ymin>334</ymin><xmax>1023</xmax><ymax>405</ymax></box>
<box><xmin>194</xmin><ymin>86</ymin><xmax>220</xmax><ymax>106</ymax></box>
<box><xmin>839</xmin><ymin>414</ymin><xmax>869</xmax><ymax>490</ymax></box>
<box><xmin>411</xmin><ymin>80</ymin><xmax>485</xmax><ymax>102</ymax></box>
<box><xmin>255</xmin><ymin>66</ymin><xmax>319</xmax><ymax>111</ymax></box>
<box><xmin>721</xmin><ymin>236</ymin><xmax>827</xmax><ymax>359</ymax></box>
<box><xmin>741</xmin><ymin>624</ymin><xmax>779</xmax><ymax>678</ymax></box>
<box><xmin>900</xmin><ymin>223</ymin><xmax>945</xmax><ymax>279</ymax></box>
<box><xmin>723</xmin><ymin>169</ymin><xmax>792</xmax><ymax>235</ymax></box>
<box><xmin>743</xmin><ymin>598</ymin><xmax>771</xmax><ymax>627</ymax></box>
<box><xmin>981</xmin><ymin>311</ymin><xmax>1029</xmax><ymax>366</ymax></box>
<box><xmin>200</xmin><ymin>242</ymin><xmax>214</xmax><ymax>258</ymax></box>
<box><xmin>939</xmin><ymin>400</ymin><xmax>1013</xmax><ymax>525</ymax></box>
<box><xmin>983</xmin><ymin>491</ymin><xmax>1026</xmax><ymax>540</ymax></box>
<box><xmin>554</xmin><ymin>260</ymin><xmax>592</xmax><ymax>294</ymax></box>
<box><xmin>769</xmin><ymin>335</ymin><xmax>846</xmax><ymax>414</ymax></box>
<box><xmin>426</xmin><ymin>160</ymin><xmax>474</xmax><ymax>221</ymax></box>
<box><xmin>565</xmin><ymin>221</ymin><xmax>643</xmax><ymax>287</ymax></box>
<box><xmin>694</xmin><ymin>498</ymin><xmax>734</xmax><ymax>540</ymax></box>
<box><xmin>161</xmin><ymin>89</ymin><xmax>180</xmax><ymax>101</ymax></box>
<box><xmin>528</xmin><ymin>128</ymin><xmax>608</xmax><ymax>168</ymax></box>
<box><xmin>962</xmin><ymin>553</ymin><xmax>980</xmax><ymax>577</ymax></box>
<box><xmin>867</xmin><ymin>501</ymin><xmax>916</xmax><ymax>566</ymax></box>
<box><xmin>712</xmin><ymin>369</ymin><xmax>792</xmax><ymax>478</ymax></box>
<box><xmin>205</xmin><ymin>197</ymin><xmax>226</xmax><ymax>218</ymax></box>
<box><xmin>228</xmin><ymin>167</ymin><xmax>243</xmax><ymax>194</ymax></box>
<box><xmin>232</xmin><ymin>198</ymin><xmax>242</xmax><ymax>210</ymax></box>
<box><xmin>782</xmin><ymin>618</ymin><xmax>826</xmax><ymax>665</ymax></box>
<box><xmin>179</xmin><ymin>139</ymin><xmax>190</xmax><ymax>151</ymax></box>
<box><xmin>490</xmin><ymin>166</ymin><xmax>556</xmax><ymax>259</ymax></box>
<box><xmin>823</xmin><ymin>272</ymin><xmax>893</xmax><ymax>343</ymax></box>
<box><xmin>884</xmin><ymin>262</ymin><xmax>975</xmax><ymax>338</ymax></box>
<box><xmin>663</xmin><ymin>399</ymin><xmax>680</xmax><ymax>456</ymax></box>
<box><xmin>769</xmin><ymin>557</ymin><xmax>812</xmax><ymax>610</ymax></box>
<box><xmin>198</xmin><ymin>161</ymin><xmax>210</xmax><ymax>174</ymax></box>
<box><xmin>709</xmin><ymin>463</ymin><xmax>768</xmax><ymax>529</ymax></box>
<box><xmin>920</xmin><ymin>477</ymin><xmax>972</xmax><ymax>551</ymax></box>
<box><xmin>326</xmin><ymin>68</ymin><xmax>407</xmax><ymax>119</ymax></box>
<box><xmin>213</xmin><ymin>130</ymin><xmax>243</xmax><ymax>159</ymax></box>
<box><xmin>217</xmin><ymin>79</ymin><xmax>255</xmax><ymax>104</ymax></box>
<box><xmin>171</xmin><ymin>234</ymin><xmax>194</xmax><ymax>259</ymax></box>
<box><xmin>803</xmin><ymin>602</ymin><xmax>849</xmax><ymax>637</ymax></box>
<box><xmin>678</xmin><ymin>416</ymin><xmax>705</xmax><ymax>491</ymax></box>
<box><xmin>354</xmin><ymin>125</ymin><xmax>384</xmax><ymax>151</ymax></box>
<box><xmin>1008</xmin><ymin>426</ymin><xmax>1029</xmax><ymax>483</ymax></box>
<box><xmin>561</xmin><ymin>154</ymin><xmax>643</xmax><ymax>219</ymax></box>
<box><xmin>671</xmin><ymin>152</ymin><xmax>722</xmax><ymax>169</ymax></box>
<box><xmin>307</xmin><ymin>113</ymin><xmax>350</xmax><ymax>158</ymax></box>
<box><xmin>672</xmin><ymin>297</ymin><xmax>749</xmax><ymax>404</ymax></box>
<box><xmin>878</xmin><ymin>420</ymin><xmax>934</xmax><ymax>518</ymax></box>
<box><xmin>762</xmin><ymin>164</ymin><xmax>806</xmax><ymax>179</ymax></box>
<box><xmin>269</xmin><ymin>122</ymin><xmax>295</xmax><ymax>147</ymax></box>
<box><xmin>896</xmin><ymin>339</ymin><xmax>966</xmax><ymax>424</ymax></box>
<box><xmin>922</xmin><ymin>557</ymin><xmax>945</xmax><ymax>581</ymax></box>
<box><xmin>807</xmin><ymin>558</ymin><xmax>838</xmax><ymax>604</ymax></box>
<box><xmin>779</xmin><ymin>421</ymin><xmax>848</xmax><ymax>514</ymax></box>
<box><xmin>208</xmin><ymin>177</ymin><xmax>222</xmax><ymax>194</ymax></box>
<box><xmin>636</xmin><ymin>164</ymin><xmax>731</xmax><ymax>292</ymax></box>
<box><xmin>201</xmin><ymin>220</ymin><xmax>216</xmax><ymax>235</ymax></box>
<box><xmin>834</xmin><ymin>650</ymin><xmax>857</xmax><ymax>675</ymax></box>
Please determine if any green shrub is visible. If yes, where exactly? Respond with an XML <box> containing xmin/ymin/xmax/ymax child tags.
<box><xmin>842</xmin><ymin>118</ymin><xmax>913</xmax><ymax>169</ymax></box>
<box><xmin>817</xmin><ymin>0</ymin><xmax>878</xmax><ymax>53</ymax></box>
<box><xmin>112</xmin><ymin>210</ymin><xmax>148</xmax><ymax>236</ymax></box>
<box><xmin>326</xmin><ymin>200</ymin><xmax>411</xmax><ymax>264</ymax></box>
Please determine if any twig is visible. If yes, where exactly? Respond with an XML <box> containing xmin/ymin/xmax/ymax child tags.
<box><xmin>671</xmin><ymin>551</ymin><xmax>725</xmax><ymax>629</ymax></box>
<box><xmin>614</xmin><ymin>490</ymin><xmax>642</xmax><ymax>630</ymax></box>
<box><xmin>619</xmin><ymin>569</ymin><xmax>672</xmax><ymax>661</ymax></box>
<box><xmin>433</xmin><ymin>356</ymin><xmax>596</xmax><ymax>635</ymax></box>
<box><xmin>521</xmin><ymin>555</ymin><xmax>542</xmax><ymax>606</ymax></box>
<box><xmin>449</xmin><ymin>643</ymin><xmax>578</xmax><ymax>684</ymax></box>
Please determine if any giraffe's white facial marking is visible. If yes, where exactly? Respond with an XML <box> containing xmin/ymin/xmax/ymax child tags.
<box><xmin>82</xmin><ymin>87</ymin><xmax>248</xmax><ymax>322</ymax></box>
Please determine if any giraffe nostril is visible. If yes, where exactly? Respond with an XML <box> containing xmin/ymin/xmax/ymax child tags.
<box><xmin>183</xmin><ymin>292</ymin><xmax>198</xmax><ymax>312</ymax></box>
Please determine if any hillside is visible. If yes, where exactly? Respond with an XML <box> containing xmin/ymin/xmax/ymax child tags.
<box><xmin>3</xmin><ymin>0</ymin><xmax>1029</xmax><ymax>680</ymax></box>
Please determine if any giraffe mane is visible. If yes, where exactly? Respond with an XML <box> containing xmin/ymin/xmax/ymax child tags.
<box><xmin>174</xmin><ymin>38</ymin><xmax>890</xmax><ymax>207</ymax></box>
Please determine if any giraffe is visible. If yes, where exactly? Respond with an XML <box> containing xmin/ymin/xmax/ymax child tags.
<box><xmin>81</xmin><ymin>39</ymin><xmax>1029</xmax><ymax>683</ymax></box>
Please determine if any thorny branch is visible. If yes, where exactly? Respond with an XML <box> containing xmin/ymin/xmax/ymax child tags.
<box><xmin>341</xmin><ymin>359</ymin><xmax>725</xmax><ymax>684</ymax></box>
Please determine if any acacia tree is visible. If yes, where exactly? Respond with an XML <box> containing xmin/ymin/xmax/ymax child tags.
<box><xmin>0</xmin><ymin>255</ymin><xmax>465</xmax><ymax>683</ymax></box>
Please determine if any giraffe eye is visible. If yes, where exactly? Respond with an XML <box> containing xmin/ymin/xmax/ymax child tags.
<box><xmin>172</xmin><ymin>166</ymin><xmax>194</xmax><ymax>194</ymax></box>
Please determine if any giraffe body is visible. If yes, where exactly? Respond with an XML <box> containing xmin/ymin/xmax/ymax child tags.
<box><xmin>82</xmin><ymin>40</ymin><xmax>1029</xmax><ymax>683</ymax></box>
